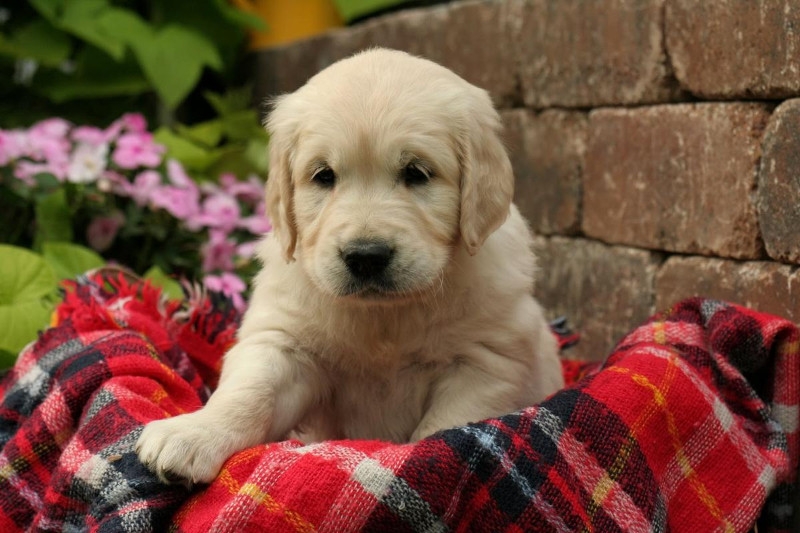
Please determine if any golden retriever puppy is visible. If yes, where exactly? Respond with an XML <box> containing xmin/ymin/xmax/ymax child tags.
<box><xmin>136</xmin><ymin>48</ymin><xmax>564</xmax><ymax>485</ymax></box>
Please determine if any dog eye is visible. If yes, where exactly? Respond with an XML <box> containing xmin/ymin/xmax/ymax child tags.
<box><xmin>402</xmin><ymin>164</ymin><xmax>430</xmax><ymax>186</ymax></box>
<box><xmin>312</xmin><ymin>167</ymin><xmax>336</xmax><ymax>187</ymax></box>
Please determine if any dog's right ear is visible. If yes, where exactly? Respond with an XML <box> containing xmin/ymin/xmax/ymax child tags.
<box><xmin>265</xmin><ymin>95</ymin><xmax>298</xmax><ymax>262</ymax></box>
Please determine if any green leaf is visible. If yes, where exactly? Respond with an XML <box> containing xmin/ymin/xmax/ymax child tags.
<box><xmin>33</xmin><ymin>173</ymin><xmax>61</xmax><ymax>193</ymax></box>
<box><xmin>332</xmin><ymin>0</ymin><xmax>408</xmax><ymax>22</ymax></box>
<box><xmin>0</xmin><ymin>245</ymin><xmax>57</xmax><ymax>357</ymax></box>
<box><xmin>0</xmin><ymin>348</ymin><xmax>18</xmax><ymax>370</ymax></box>
<box><xmin>42</xmin><ymin>242</ymin><xmax>105</xmax><ymax>282</ymax></box>
<box><xmin>244</xmin><ymin>137</ymin><xmax>270</xmax><ymax>173</ymax></box>
<box><xmin>1</xmin><ymin>20</ymin><xmax>72</xmax><ymax>67</ymax></box>
<box><xmin>28</xmin><ymin>0</ymin><xmax>64</xmax><ymax>21</ymax></box>
<box><xmin>175</xmin><ymin>119</ymin><xmax>224</xmax><ymax>148</ymax></box>
<box><xmin>131</xmin><ymin>24</ymin><xmax>223</xmax><ymax>109</ymax></box>
<box><xmin>212</xmin><ymin>0</ymin><xmax>267</xmax><ymax>31</ymax></box>
<box><xmin>93</xmin><ymin>8</ymin><xmax>153</xmax><ymax>50</ymax></box>
<box><xmin>204</xmin><ymin>86</ymin><xmax>253</xmax><ymax>116</ymax></box>
<box><xmin>153</xmin><ymin>127</ymin><xmax>219</xmax><ymax>172</ymax></box>
<box><xmin>143</xmin><ymin>266</ymin><xmax>184</xmax><ymax>300</ymax></box>
<box><xmin>221</xmin><ymin>109</ymin><xmax>267</xmax><ymax>142</ymax></box>
<box><xmin>58</xmin><ymin>0</ymin><xmax>128</xmax><ymax>61</ymax></box>
<box><xmin>35</xmin><ymin>46</ymin><xmax>151</xmax><ymax>102</ymax></box>
<box><xmin>34</xmin><ymin>189</ymin><xmax>73</xmax><ymax>249</ymax></box>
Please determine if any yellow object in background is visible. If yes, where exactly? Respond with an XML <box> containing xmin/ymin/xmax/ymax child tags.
<box><xmin>231</xmin><ymin>0</ymin><xmax>343</xmax><ymax>49</ymax></box>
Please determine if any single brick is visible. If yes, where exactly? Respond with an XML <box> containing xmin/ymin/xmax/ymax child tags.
<box><xmin>666</xmin><ymin>0</ymin><xmax>800</xmax><ymax>99</ymax></box>
<box><xmin>583</xmin><ymin>103</ymin><xmax>769</xmax><ymax>259</ymax></box>
<box><xmin>655</xmin><ymin>256</ymin><xmax>800</xmax><ymax>322</ymax></box>
<box><xmin>440</xmin><ymin>0</ymin><xmax>518</xmax><ymax>105</ymax></box>
<box><xmin>503</xmin><ymin>109</ymin><xmax>585</xmax><ymax>235</ymax></box>
<box><xmin>758</xmin><ymin>99</ymin><xmax>800</xmax><ymax>264</ymax></box>
<box><xmin>534</xmin><ymin>236</ymin><xmax>658</xmax><ymax>361</ymax></box>
<box><xmin>511</xmin><ymin>0</ymin><xmax>680</xmax><ymax>108</ymax></box>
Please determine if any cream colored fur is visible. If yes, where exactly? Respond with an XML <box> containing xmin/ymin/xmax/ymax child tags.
<box><xmin>136</xmin><ymin>48</ymin><xmax>563</xmax><ymax>485</ymax></box>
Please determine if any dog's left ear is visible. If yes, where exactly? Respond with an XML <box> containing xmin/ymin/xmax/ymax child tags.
<box><xmin>458</xmin><ymin>88</ymin><xmax>514</xmax><ymax>255</ymax></box>
<box><xmin>265</xmin><ymin>95</ymin><xmax>299</xmax><ymax>262</ymax></box>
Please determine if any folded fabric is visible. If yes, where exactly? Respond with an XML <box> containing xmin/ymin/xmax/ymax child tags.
<box><xmin>0</xmin><ymin>272</ymin><xmax>796</xmax><ymax>532</ymax></box>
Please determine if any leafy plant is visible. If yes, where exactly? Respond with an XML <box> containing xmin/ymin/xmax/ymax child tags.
<box><xmin>0</xmin><ymin>1</ymin><xmax>264</xmax><ymax>127</ymax></box>
<box><xmin>153</xmin><ymin>86</ymin><xmax>269</xmax><ymax>181</ymax></box>
<box><xmin>0</xmin><ymin>243</ymin><xmax>101</xmax><ymax>367</ymax></box>
<box><xmin>0</xmin><ymin>113</ymin><xmax>271</xmax><ymax>367</ymax></box>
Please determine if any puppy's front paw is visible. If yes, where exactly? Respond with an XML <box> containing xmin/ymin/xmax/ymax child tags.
<box><xmin>136</xmin><ymin>412</ymin><xmax>236</xmax><ymax>486</ymax></box>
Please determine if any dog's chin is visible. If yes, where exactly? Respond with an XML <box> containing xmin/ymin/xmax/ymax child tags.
<box><xmin>339</xmin><ymin>283</ymin><xmax>414</xmax><ymax>305</ymax></box>
<box><xmin>327</xmin><ymin>277</ymin><xmax>434</xmax><ymax>306</ymax></box>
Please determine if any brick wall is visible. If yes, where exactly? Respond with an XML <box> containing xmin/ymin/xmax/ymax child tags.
<box><xmin>253</xmin><ymin>0</ymin><xmax>800</xmax><ymax>361</ymax></box>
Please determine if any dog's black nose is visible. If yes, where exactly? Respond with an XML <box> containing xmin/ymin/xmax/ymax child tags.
<box><xmin>341</xmin><ymin>240</ymin><xmax>394</xmax><ymax>280</ymax></box>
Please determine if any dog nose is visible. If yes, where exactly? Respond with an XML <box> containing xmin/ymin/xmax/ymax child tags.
<box><xmin>341</xmin><ymin>240</ymin><xmax>394</xmax><ymax>280</ymax></box>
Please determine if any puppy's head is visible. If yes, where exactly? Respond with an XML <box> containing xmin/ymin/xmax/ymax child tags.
<box><xmin>266</xmin><ymin>48</ymin><xmax>513</xmax><ymax>302</ymax></box>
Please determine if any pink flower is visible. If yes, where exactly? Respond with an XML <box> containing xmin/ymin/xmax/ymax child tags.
<box><xmin>238</xmin><ymin>201</ymin><xmax>272</xmax><ymax>235</ymax></box>
<box><xmin>104</xmin><ymin>113</ymin><xmax>148</xmax><ymax>142</ymax></box>
<box><xmin>71</xmin><ymin>126</ymin><xmax>108</xmax><ymax>146</ymax></box>
<box><xmin>201</xmin><ymin>229</ymin><xmax>236</xmax><ymax>273</ymax></box>
<box><xmin>166</xmin><ymin>159</ymin><xmax>193</xmax><ymax>188</ymax></box>
<box><xmin>236</xmin><ymin>240</ymin><xmax>259</xmax><ymax>260</ymax></box>
<box><xmin>86</xmin><ymin>211</ymin><xmax>125</xmax><ymax>252</ymax></box>
<box><xmin>27</xmin><ymin>119</ymin><xmax>71</xmax><ymax>175</ymax></box>
<box><xmin>192</xmin><ymin>192</ymin><xmax>241</xmax><ymax>233</ymax></box>
<box><xmin>148</xmin><ymin>161</ymin><xmax>201</xmax><ymax>223</ymax></box>
<box><xmin>203</xmin><ymin>272</ymin><xmax>246</xmax><ymax>311</ymax></box>
<box><xmin>224</xmin><ymin>174</ymin><xmax>265</xmax><ymax>204</ymax></box>
<box><xmin>150</xmin><ymin>184</ymin><xmax>201</xmax><ymax>221</ymax></box>
<box><xmin>67</xmin><ymin>142</ymin><xmax>109</xmax><ymax>184</ymax></box>
<box><xmin>0</xmin><ymin>130</ymin><xmax>26</xmax><ymax>164</ymax></box>
<box><xmin>120</xmin><ymin>170</ymin><xmax>162</xmax><ymax>206</ymax></box>
<box><xmin>14</xmin><ymin>159</ymin><xmax>68</xmax><ymax>183</ymax></box>
<box><xmin>119</xmin><ymin>113</ymin><xmax>147</xmax><ymax>133</ymax></box>
<box><xmin>30</xmin><ymin>118</ymin><xmax>70</xmax><ymax>139</ymax></box>
<box><xmin>111</xmin><ymin>132</ymin><xmax>164</xmax><ymax>169</ymax></box>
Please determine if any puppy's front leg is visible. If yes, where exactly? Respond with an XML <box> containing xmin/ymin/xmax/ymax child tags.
<box><xmin>411</xmin><ymin>346</ymin><xmax>557</xmax><ymax>441</ymax></box>
<box><xmin>136</xmin><ymin>332</ymin><xmax>317</xmax><ymax>485</ymax></box>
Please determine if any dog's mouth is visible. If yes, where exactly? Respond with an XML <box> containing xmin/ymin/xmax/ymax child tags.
<box><xmin>338</xmin><ymin>277</ymin><xmax>426</xmax><ymax>304</ymax></box>
<box><xmin>341</xmin><ymin>279</ymin><xmax>400</xmax><ymax>300</ymax></box>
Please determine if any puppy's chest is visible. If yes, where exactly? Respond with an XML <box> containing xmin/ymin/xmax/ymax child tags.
<box><xmin>322</xmin><ymin>356</ymin><xmax>444</xmax><ymax>442</ymax></box>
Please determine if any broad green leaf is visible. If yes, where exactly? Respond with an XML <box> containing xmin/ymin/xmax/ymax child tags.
<box><xmin>131</xmin><ymin>24</ymin><xmax>223</xmax><ymax>109</ymax></box>
<box><xmin>94</xmin><ymin>8</ymin><xmax>153</xmax><ymax>47</ymax></box>
<box><xmin>144</xmin><ymin>266</ymin><xmax>184</xmax><ymax>300</ymax></box>
<box><xmin>153</xmin><ymin>127</ymin><xmax>219</xmax><ymax>171</ymax></box>
<box><xmin>58</xmin><ymin>0</ymin><xmax>128</xmax><ymax>60</ymax></box>
<box><xmin>175</xmin><ymin>120</ymin><xmax>224</xmax><ymax>148</ymax></box>
<box><xmin>33</xmin><ymin>189</ymin><xmax>73</xmax><ymax>248</ymax></box>
<box><xmin>42</xmin><ymin>242</ymin><xmax>105</xmax><ymax>281</ymax></box>
<box><xmin>0</xmin><ymin>245</ymin><xmax>57</xmax><ymax>357</ymax></box>
<box><xmin>221</xmin><ymin>109</ymin><xmax>268</xmax><ymax>142</ymax></box>
<box><xmin>204</xmin><ymin>86</ymin><xmax>253</xmax><ymax>116</ymax></box>
<box><xmin>35</xmin><ymin>46</ymin><xmax>151</xmax><ymax>102</ymax></box>
<box><xmin>152</xmin><ymin>0</ymin><xmax>254</xmax><ymax>60</ymax></box>
<box><xmin>33</xmin><ymin>173</ymin><xmax>61</xmax><ymax>193</ymax></box>
<box><xmin>2</xmin><ymin>20</ymin><xmax>72</xmax><ymax>66</ymax></box>
<box><xmin>206</xmin><ymin>145</ymin><xmax>254</xmax><ymax>178</ymax></box>
<box><xmin>37</xmin><ymin>71</ymin><xmax>151</xmax><ymax>102</ymax></box>
<box><xmin>212</xmin><ymin>0</ymin><xmax>267</xmax><ymax>30</ymax></box>
<box><xmin>244</xmin><ymin>137</ymin><xmax>270</xmax><ymax>173</ymax></box>
<box><xmin>28</xmin><ymin>0</ymin><xmax>65</xmax><ymax>21</ymax></box>
<box><xmin>0</xmin><ymin>348</ymin><xmax>18</xmax><ymax>370</ymax></box>
<box><xmin>332</xmin><ymin>0</ymin><xmax>407</xmax><ymax>22</ymax></box>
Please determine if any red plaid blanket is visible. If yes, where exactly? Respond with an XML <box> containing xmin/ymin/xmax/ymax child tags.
<box><xmin>0</xmin><ymin>273</ymin><xmax>797</xmax><ymax>532</ymax></box>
